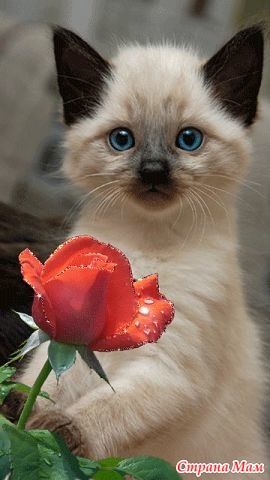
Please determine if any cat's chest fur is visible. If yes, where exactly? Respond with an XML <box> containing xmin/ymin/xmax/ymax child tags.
<box><xmin>71</xmin><ymin>214</ymin><xmax>231</xmax><ymax>313</ymax></box>
<box><xmin>72</xmin><ymin>217</ymin><xmax>190</xmax><ymax>305</ymax></box>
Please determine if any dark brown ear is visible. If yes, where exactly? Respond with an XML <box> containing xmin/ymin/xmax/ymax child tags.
<box><xmin>53</xmin><ymin>26</ymin><xmax>111</xmax><ymax>125</ymax></box>
<box><xmin>203</xmin><ymin>25</ymin><xmax>264</xmax><ymax>127</ymax></box>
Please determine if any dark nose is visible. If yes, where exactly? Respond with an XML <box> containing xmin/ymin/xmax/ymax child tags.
<box><xmin>139</xmin><ymin>160</ymin><xmax>170</xmax><ymax>186</ymax></box>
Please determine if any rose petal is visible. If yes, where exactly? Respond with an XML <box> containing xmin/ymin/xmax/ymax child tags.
<box><xmin>32</xmin><ymin>294</ymin><xmax>56</xmax><ymax>338</ymax></box>
<box><xmin>61</xmin><ymin>252</ymin><xmax>109</xmax><ymax>269</ymax></box>
<box><xmin>42</xmin><ymin>236</ymin><xmax>138</xmax><ymax>336</ymax></box>
<box><xmin>42</xmin><ymin>237</ymin><xmax>111</xmax><ymax>281</ymax></box>
<box><xmin>44</xmin><ymin>265</ymin><xmax>114</xmax><ymax>345</ymax></box>
<box><xmin>19</xmin><ymin>249</ymin><xmax>45</xmax><ymax>296</ymax></box>
<box><xmin>91</xmin><ymin>292</ymin><xmax>174</xmax><ymax>352</ymax></box>
<box><xmin>134</xmin><ymin>274</ymin><xmax>161</xmax><ymax>299</ymax></box>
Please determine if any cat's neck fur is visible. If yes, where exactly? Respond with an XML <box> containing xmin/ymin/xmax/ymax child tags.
<box><xmin>72</xmin><ymin>195</ymin><xmax>236</xmax><ymax>256</ymax></box>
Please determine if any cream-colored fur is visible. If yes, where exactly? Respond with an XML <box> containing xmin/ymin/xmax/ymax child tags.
<box><xmin>20</xmin><ymin>45</ymin><xmax>269</xmax><ymax>478</ymax></box>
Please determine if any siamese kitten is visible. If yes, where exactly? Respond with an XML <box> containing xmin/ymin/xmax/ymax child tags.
<box><xmin>20</xmin><ymin>25</ymin><xmax>269</xmax><ymax>477</ymax></box>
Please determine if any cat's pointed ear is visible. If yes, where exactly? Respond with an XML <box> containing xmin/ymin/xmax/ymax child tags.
<box><xmin>203</xmin><ymin>25</ymin><xmax>264</xmax><ymax>127</ymax></box>
<box><xmin>53</xmin><ymin>26</ymin><xmax>111</xmax><ymax>125</ymax></box>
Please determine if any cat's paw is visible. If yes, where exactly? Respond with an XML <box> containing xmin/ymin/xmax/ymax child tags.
<box><xmin>0</xmin><ymin>390</ymin><xmax>26</xmax><ymax>422</ymax></box>
<box><xmin>26</xmin><ymin>409</ymin><xmax>87</xmax><ymax>456</ymax></box>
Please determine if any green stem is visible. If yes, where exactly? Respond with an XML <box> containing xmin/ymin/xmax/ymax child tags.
<box><xmin>17</xmin><ymin>359</ymin><xmax>52</xmax><ymax>430</ymax></box>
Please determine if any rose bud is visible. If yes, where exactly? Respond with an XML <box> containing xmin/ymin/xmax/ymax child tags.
<box><xmin>19</xmin><ymin>236</ymin><xmax>174</xmax><ymax>351</ymax></box>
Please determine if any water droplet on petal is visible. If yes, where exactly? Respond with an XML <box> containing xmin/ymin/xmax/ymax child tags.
<box><xmin>134</xmin><ymin>320</ymin><xmax>140</xmax><ymax>328</ymax></box>
<box><xmin>144</xmin><ymin>298</ymin><xmax>154</xmax><ymax>304</ymax></box>
<box><xmin>139</xmin><ymin>306</ymin><xmax>149</xmax><ymax>315</ymax></box>
<box><xmin>143</xmin><ymin>326</ymin><xmax>151</xmax><ymax>335</ymax></box>
<box><xmin>153</xmin><ymin>321</ymin><xmax>159</xmax><ymax>328</ymax></box>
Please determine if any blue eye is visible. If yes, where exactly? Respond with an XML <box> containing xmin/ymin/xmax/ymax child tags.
<box><xmin>109</xmin><ymin>128</ymin><xmax>135</xmax><ymax>151</ymax></box>
<box><xmin>176</xmin><ymin>127</ymin><xmax>203</xmax><ymax>152</ymax></box>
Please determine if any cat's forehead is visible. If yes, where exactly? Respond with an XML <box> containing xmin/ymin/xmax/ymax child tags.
<box><xmin>114</xmin><ymin>44</ymin><xmax>200</xmax><ymax>73</ymax></box>
<box><xmin>104</xmin><ymin>45</ymin><xmax>211</xmax><ymax>124</ymax></box>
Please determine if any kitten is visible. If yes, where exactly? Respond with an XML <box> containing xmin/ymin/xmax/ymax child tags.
<box><xmin>20</xmin><ymin>25</ymin><xmax>269</xmax><ymax>477</ymax></box>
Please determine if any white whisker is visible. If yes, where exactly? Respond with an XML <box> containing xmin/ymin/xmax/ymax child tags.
<box><xmin>99</xmin><ymin>189</ymin><xmax>123</xmax><ymax>219</ymax></box>
<box><xmin>78</xmin><ymin>172</ymin><xmax>118</xmax><ymax>180</ymax></box>
<box><xmin>198</xmin><ymin>173</ymin><xmax>265</xmax><ymax>199</ymax></box>
<box><xmin>120</xmin><ymin>192</ymin><xmax>128</xmax><ymax>221</ymax></box>
<box><xmin>199</xmin><ymin>183</ymin><xmax>254</xmax><ymax>212</ymax></box>
<box><xmin>192</xmin><ymin>186</ymin><xmax>215</xmax><ymax>226</ymax></box>
<box><xmin>179</xmin><ymin>193</ymin><xmax>195</xmax><ymax>250</ymax></box>
<box><xmin>62</xmin><ymin>179</ymin><xmax>120</xmax><ymax>228</ymax></box>
<box><xmin>171</xmin><ymin>195</ymin><xmax>183</xmax><ymax>228</ymax></box>
<box><xmin>198</xmin><ymin>185</ymin><xmax>233</xmax><ymax>234</ymax></box>
<box><xmin>188</xmin><ymin>193</ymin><xmax>198</xmax><ymax>233</ymax></box>
<box><xmin>189</xmin><ymin>190</ymin><xmax>207</xmax><ymax>243</ymax></box>
<box><xmin>91</xmin><ymin>186</ymin><xmax>121</xmax><ymax>221</ymax></box>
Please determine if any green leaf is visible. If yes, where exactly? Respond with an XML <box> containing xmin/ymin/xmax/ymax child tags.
<box><xmin>78</xmin><ymin>457</ymin><xmax>125</xmax><ymax>479</ymax></box>
<box><xmin>77</xmin><ymin>456</ymin><xmax>100</xmax><ymax>476</ymax></box>
<box><xmin>13</xmin><ymin>311</ymin><xmax>38</xmax><ymax>330</ymax></box>
<box><xmin>20</xmin><ymin>330</ymin><xmax>50</xmax><ymax>358</ymax></box>
<box><xmin>0</xmin><ymin>384</ymin><xmax>11</xmax><ymax>405</ymax></box>
<box><xmin>0</xmin><ymin>366</ymin><xmax>16</xmax><ymax>384</ymax></box>
<box><xmin>0</xmin><ymin>381</ymin><xmax>54</xmax><ymax>406</ymax></box>
<box><xmin>0</xmin><ymin>425</ymin><xmax>11</xmax><ymax>480</ymax></box>
<box><xmin>37</xmin><ymin>443</ymin><xmax>84</xmax><ymax>480</ymax></box>
<box><xmin>99</xmin><ymin>457</ymin><xmax>123</xmax><ymax>468</ymax></box>
<box><xmin>78</xmin><ymin>347</ymin><xmax>115</xmax><ymax>391</ymax></box>
<box><xmin>116</xmin><ymin>456</ymin><xmax>181</xmax><ymax>480</ymax></box>
<box><xmin>94</xmin><ymin>470</ymin><xmax>124</xmax><ymax>479</ymax></box>
<box><xmin>48</xmin><ymin>341</ymin><xmax>77</xmax><ymax>381</ymax></box>
<box><xmin>8</xmin><ymin>330</ymin><xmax>50</xmax><ymax>365</ymax></box>
<box><xmin>32</xmin><ymin>430</ymin><xmax>88</xmax><ymax>480</ymax></box>
<box><xmin>11</xmin><ymin>383</ymin><xmax>53</xmax><ymax>402</ymax></box>
<box><xmin>28</xmin><ymin>429</ymin><xmax>58</xmax><ymax>450</ymax></box>
<box><xmin>2</xmin><ymin>424</ymin><xmax>88</xmax><ymax>480</ymax></box>
<box><xmin>0</xmin><ymin>415</ymin><xmax>12</xmax><ymax>427</ymax></box>
<box><xmin>4</xmin><ymin>424</ymin><xmax>40</xmax><ymax>480</ymax></box>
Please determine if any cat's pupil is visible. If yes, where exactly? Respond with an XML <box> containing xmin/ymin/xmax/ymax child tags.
<box><xmin>182</xmin><ymin>130</ymin><xmax>195</xmax><ymax>146</ymax></box>
<box><xmin>117</xmin><ymin>131</ymin><xmax>129</xmax><ymax>146</ymax></box>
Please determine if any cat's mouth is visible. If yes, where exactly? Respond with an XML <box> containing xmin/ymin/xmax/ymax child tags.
<box><xmin>147</xmin><ymin>185</ymin><xmax>161</xmax><ymax>193</ymax></box>
<box><xmin>126</xmin><ymin>181</ymin><xmax>178</xmax><ymax>210</ymax></box>
<box><xmin>144</xmin><ymin>185</ymin><xmax>169</xmax><ymax>197</ymax></box>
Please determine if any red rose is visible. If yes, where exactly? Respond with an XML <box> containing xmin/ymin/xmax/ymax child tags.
<box><xmin>19</xmin><ymin>236</ymin><xmax>174</xmax><ymax>351</ymax></box>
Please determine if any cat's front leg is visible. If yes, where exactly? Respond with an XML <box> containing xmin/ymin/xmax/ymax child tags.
<box><xmin>61</xmin><ymin>354</ymin><xmax>197</xmax><ymax>459</ymax></box>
